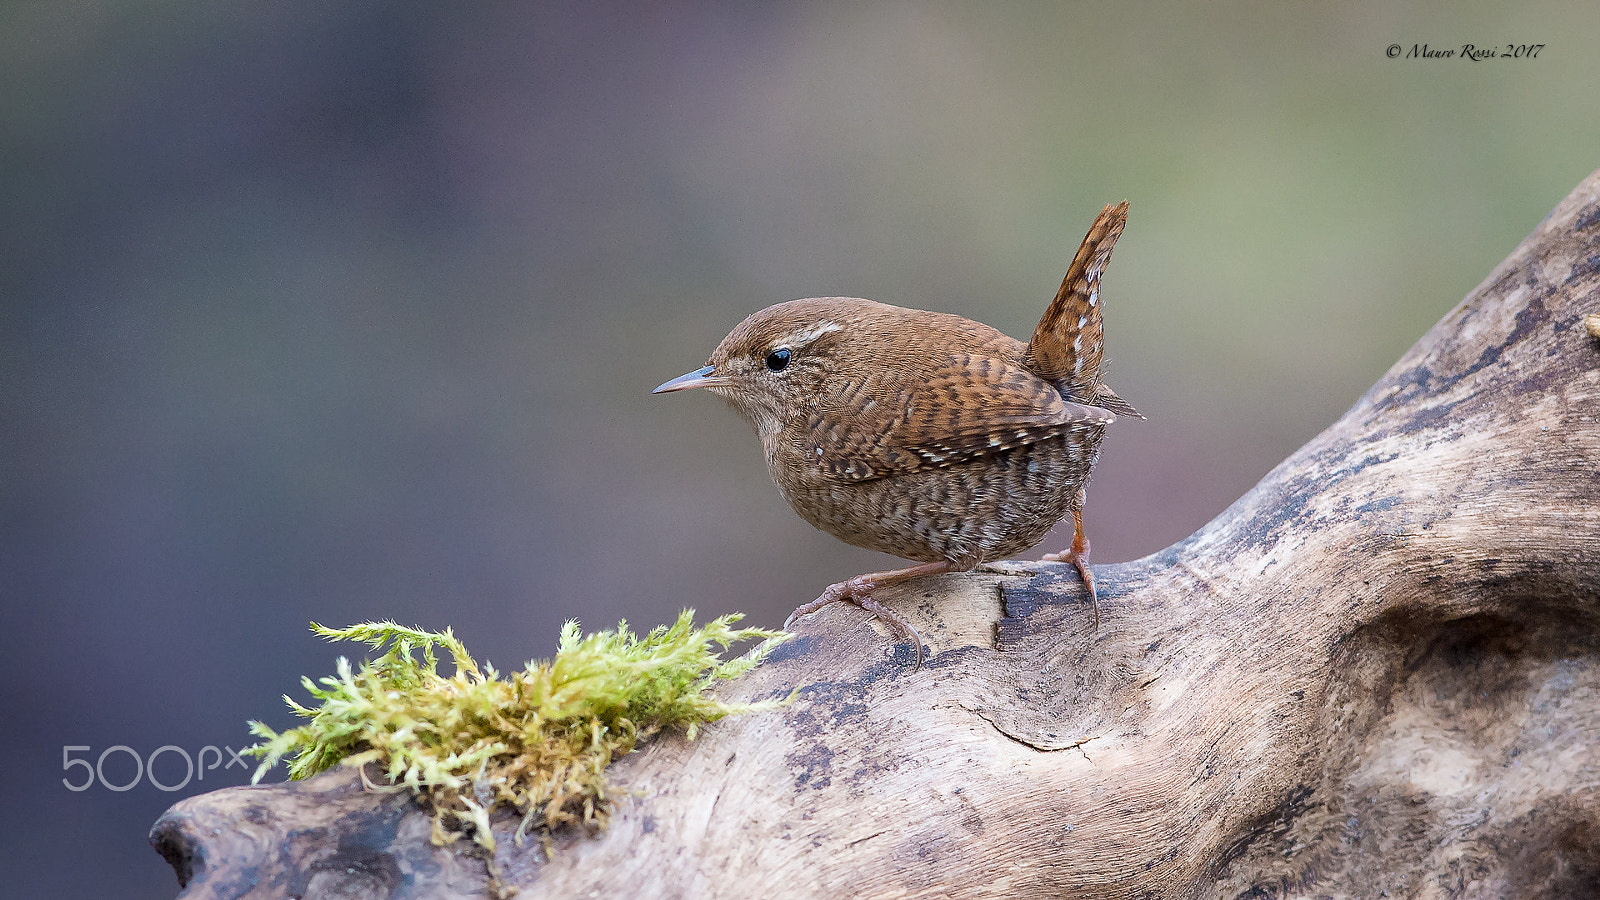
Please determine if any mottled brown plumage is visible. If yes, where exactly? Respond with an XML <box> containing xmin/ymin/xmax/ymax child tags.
<box><xmin>655</xmin><ymin>202</ymin><xmax>1140</xmax><ymax>667</ymax></box>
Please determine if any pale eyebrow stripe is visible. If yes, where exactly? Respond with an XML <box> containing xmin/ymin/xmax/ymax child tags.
<box><xmin>782</xmin><ymin>320</ymin><xmax>843</xmax><ymax>349</ymax></box>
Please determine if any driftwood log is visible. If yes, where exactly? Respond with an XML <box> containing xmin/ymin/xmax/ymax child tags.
<box><xmin>152</xmin><ymin>170</ymin><xmax>1600</xmax><ymax>899</ymax></box>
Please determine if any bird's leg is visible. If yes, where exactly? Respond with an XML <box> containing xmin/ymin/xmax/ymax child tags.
<box><xmin>1040</xmin><ymin>490</ymin><xmax>1100</xmax><ymax>629</ymax></box>
<box><xmin>784</xmin><ymin>560</ymin><xmax>954</xmax><ymax>669</ymax></box>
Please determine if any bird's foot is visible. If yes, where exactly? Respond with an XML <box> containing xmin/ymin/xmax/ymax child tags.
<box><xmin>1040</xmin><ymin>500</ymin><xmax>1100</xmax><ymax>629</ymax></box>
<box><xmin>785</xmin><ymin>561</ymin><xmax>953</xmax><ymax>669</ymax></box>
<box><xmin>1039</xmin><ymin>547</ymin><xmax>1099</xmax><ymax>629</ymax></box>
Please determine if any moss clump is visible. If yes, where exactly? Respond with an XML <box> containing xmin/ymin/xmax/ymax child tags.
<box><xmin>245</xmin><ymin>611</ymin><xmax>789</xmax><ymax>854</ymax></box>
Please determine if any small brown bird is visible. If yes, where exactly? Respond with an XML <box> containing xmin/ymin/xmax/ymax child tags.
<box><xmin>655</xmin><ymin>203</ymin><xmax>1140</xmax><ymax>667</ymax></box>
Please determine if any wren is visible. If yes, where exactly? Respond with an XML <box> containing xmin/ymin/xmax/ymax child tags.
<box><xmin>655</xmin><ymin>202</ymin><xmax>1140</xmax><ymax>667</ymax></box>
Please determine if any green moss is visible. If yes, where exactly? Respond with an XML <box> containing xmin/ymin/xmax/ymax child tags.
<box><xmin>245</xmin><ymin>611</ymin><xmax>790</xmax><ymax>854</ymax></box>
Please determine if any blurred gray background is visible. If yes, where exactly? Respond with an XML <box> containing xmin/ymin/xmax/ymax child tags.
<box><xmin>3</xmin><ymin>1</ymin><xmax>1597</xmax><ymax>895</ymax></box>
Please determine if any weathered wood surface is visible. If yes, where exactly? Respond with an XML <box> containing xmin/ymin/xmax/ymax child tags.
<box><xmin>152</xmin><ymin>170</ymin><xmax>1600</xmax><ymax>899</ymax></box>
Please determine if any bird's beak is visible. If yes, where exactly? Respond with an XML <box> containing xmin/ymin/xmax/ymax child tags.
<box><xmin>652</xmin><ymin>365</ymin><xmax>729</xmax><ymax>394</ymax></box>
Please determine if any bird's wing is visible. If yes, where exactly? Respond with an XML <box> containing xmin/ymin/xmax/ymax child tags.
<box><xmin>1092</xmin><ymin>382</ymin><xmax>1144</xmax><ymax>419</ymax></box>
<box><xmin>803</xmin><ymin>351</ymin><xmax>1113</xmax><ymax>482</ymax></box>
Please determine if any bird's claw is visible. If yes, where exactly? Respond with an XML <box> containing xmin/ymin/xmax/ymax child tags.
<box><xmin>784</xmin><ymin>576</ymin><xmax>925</xmax><ymax>670</ymax></box>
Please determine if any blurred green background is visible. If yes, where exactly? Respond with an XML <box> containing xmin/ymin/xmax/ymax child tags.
<box><xmin>3</xmin><ymin>1</ymin><xmax>1596</xmax><ymax>895</ymax></box>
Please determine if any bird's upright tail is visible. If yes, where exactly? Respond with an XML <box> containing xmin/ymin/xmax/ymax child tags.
<box><xmin>1025</xmin><ymin>201</ymin><xmax>1138</xmax><ymax>416</ymax></box>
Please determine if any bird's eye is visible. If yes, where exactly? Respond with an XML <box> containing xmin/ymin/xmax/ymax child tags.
<box><xmin>764</xmin><ymin>348</ymin><xmax>791</xmax><ymax>372</ymax></box>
